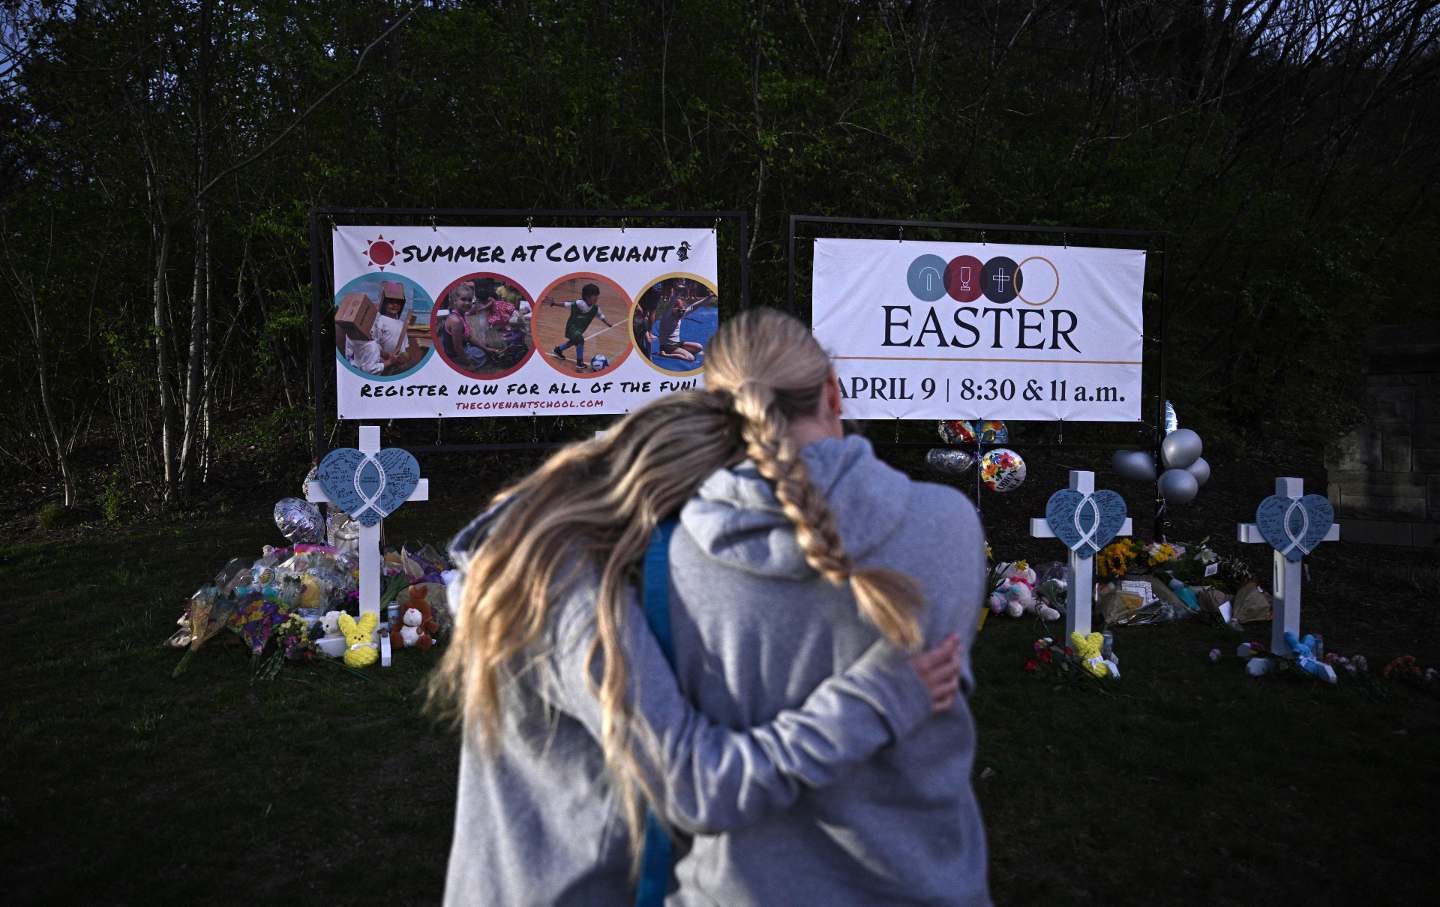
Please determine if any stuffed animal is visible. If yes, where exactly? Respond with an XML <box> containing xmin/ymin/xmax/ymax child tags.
<box><xmin>990</xmin><ymin>562</ymin><xmax>1059</xmax><ymax>621</ymax></box>
<box><xmin>1284</xmin><ymin>631</ymin><xmax>1337</xmax><ymax>684</ymax></box>
<box><xmin>1071</xmin><ymin>631</ymin><xmax>1118</xmax><ymax>679</ymax></box>
<box><xmin>339</xmin><ymin>612</ymin><xmax>379</xmax><ymax>668</ymax></box>
<box><xmin>321</xmin><ymin>610</ymin><xmax>344</xmax><ymax>639</ymax></box>
<box><xmin>1238</xmin><ymin>641</ymin><xmax>1272</xmax><ymax>676</ymax></box>
<box><xmin>389</xmin><ymin>585</ymin><xmax>440</xmax><ymax>651</ymax></box>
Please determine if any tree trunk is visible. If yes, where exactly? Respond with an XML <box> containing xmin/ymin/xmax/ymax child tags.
<box><xmin>179</xmin><ymin>210</ymin><xmax>208</xmax><ymax>494</ymax></box>
<box><xmin>178</xmin><ymin>0</ymin><xmax>214</xmax><ymax>497</ymax></box>
<box><xmin>24</xmin><ymin>284</ymin><xmax>74</xmax><ymax>506</ymax></box>
<box><xmin>152</xmin><ymin>223</ymin><xmax>178</xmax><ymax>500</ymax></box>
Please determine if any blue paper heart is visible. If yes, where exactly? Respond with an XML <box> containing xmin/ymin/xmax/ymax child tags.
<box><xmin>1255</xmin><ymin>494</ymin><xmax>1334</xmax><ymax>562</ymax></box>
<box><xmin>1045</xmin><ymin>488</ymin><xmax>1127</xmax><ymax>558</ymax></box>
<box><xmin>317</xmin><ymin>447</ymin><xmax>421</xmax><ymax>527</ymax></box>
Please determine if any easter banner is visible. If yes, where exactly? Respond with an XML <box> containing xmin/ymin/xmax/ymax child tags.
<box><xmin>811</xmin><ymin>238</ymin><xmax>1146</xmax><ymax>422</ymax></box>
<box><xmin>331</xmin><ymin>225</ymin><xmax>720</xmax><ymax>418</ymax></box>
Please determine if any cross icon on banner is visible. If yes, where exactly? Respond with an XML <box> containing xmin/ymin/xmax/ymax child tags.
<box><xmin>991</xmin><ymin>268</ymin><xmax>1010</xmax><ymax>293</ymax></box>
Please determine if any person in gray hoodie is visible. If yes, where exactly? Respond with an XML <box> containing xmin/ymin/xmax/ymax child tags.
<box><xmin>434</xmin><ymin>380</ymin><xmax>967</xmax><ymax>901</ymax></box>
<box><xmin>660</xmin><ymin>308</ymin><xmax>990</xmax><ymax>905</ymax></box>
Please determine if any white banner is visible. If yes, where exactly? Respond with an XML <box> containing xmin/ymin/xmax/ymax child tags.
<box><xmin>811</xmin><ymin>238</ymin><xmax>1145</xmax><ymax>421</ymax></box>
<box><xmin>331</xmin><ymin>226</ymin><xmax>720</xmax><ymax>418</ymax></box>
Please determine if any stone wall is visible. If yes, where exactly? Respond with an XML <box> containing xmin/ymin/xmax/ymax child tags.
<box><xmin>1325</xmin><ymin>322</ymin><xmax>1440</xmax><ymax>547</ymax></box>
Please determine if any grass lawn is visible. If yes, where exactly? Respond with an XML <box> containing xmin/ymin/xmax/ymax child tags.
<box><xmin>4</xmin><ymin>454</ymin><xmax>1438</xmax><ymax>904</ymax></box>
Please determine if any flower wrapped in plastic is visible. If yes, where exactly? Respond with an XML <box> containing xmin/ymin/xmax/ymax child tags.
<box><xmin>229</xmin><ymin>593</ymin><xmax>290</xmax><ymax>656</ymax></box>
<box><xmin>172</xmin><ymin>587</ymin><xmax>238</xmax><ymax>677</ymax></box>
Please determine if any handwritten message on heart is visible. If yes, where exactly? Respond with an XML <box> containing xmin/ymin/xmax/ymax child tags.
<box><xmin>1045</xmin><ymin>488</ymin><xmax>1127</xmax><ymax>558</ymax></box>
<box><xmin>317</xmin><ymin>447</ymin><xmax>420</xmax><ymax>527</ymax></box>
<box><xmin>1255</xmin><ymin>493</ymin><xmax>1334</xmax><ymax>562</ymax></box>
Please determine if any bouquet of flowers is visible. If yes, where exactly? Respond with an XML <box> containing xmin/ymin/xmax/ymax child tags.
<box><xmin>172</xmin><ymin>588</ymin><xmax>237</xmax><ymax>677</ymax></box>
<box><xmin>1383</xmin><ymin>656</ymin><xmax>1440</xmax><ymax>697</ymax></box>
<box><xmin>1157</xmin><ymin>539</ymin><xmax>1219</xmax><ymax>585</ymax></box>
<box><xmin>1096</xmin><ymin>539</ymin><xmax>1141</xmax><ymax>580</ymax></box>
<box><xmin>254</xmin><ymin>613</ymin><xmax>316</xmax><ymax>681</ymax></box>
<box><xmin>1144</xmin><ymin>541</ymin><xmax>1185</xmax><ymax>569</ymax></box>
<box><xmin>229</xmin><ymin>592</ymin><xmax>290</xmax><ymax>655</ymax></box>
<box><xmin>1022</xmin><ymin>637</ymin><xmax>1114</xmax><ymax>688</ymax></box>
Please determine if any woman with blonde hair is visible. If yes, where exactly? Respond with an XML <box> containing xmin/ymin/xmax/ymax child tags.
<box><xmin>434</xmin><ymin>307</ymin><xmax>988</xmax><ymax>905</ymax></box>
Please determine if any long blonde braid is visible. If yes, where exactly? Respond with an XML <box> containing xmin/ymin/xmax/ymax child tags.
<box><xmin>710</xmin><ymin>310</ymin><xmax>924</xmax><ymax>651</ymax></box>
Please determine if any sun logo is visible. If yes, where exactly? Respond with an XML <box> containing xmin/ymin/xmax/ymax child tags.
<box><xmin>364</xmin><ymin>235</ymin><xmax>396</xmax><ymax>270</ymax></box>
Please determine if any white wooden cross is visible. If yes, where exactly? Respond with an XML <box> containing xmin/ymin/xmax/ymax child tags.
<box><xmin>305</xmin><ymin>425</ymin><xmax>429</xmax><ymax>621</ymax></box>
<box><xmin>1029</xmin><ymin>470</ymin><xmax>1133</xmax><ymax>638</ymax></box>
<box><xmin>1238</xmin><ymin>477</ymin><xmax>1340</xmax><ymax>653</ymax></box>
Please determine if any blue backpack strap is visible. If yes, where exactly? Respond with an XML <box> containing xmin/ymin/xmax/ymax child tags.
<box><xmin>634</xmin><ymin>518</ymin><xmax>679</xmax><ymax>907</ymax></box>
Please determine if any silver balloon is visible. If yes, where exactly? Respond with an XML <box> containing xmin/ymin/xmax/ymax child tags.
<box><xmin>1158</xmin><ymin>467</ymin><xmax>1200</xmax><ymax>504</ymax></box>
<box><xmin>1160</xmin><ymin>428</ymin><xmax>1203</xmax><ymax>469</ymax></box>
<box><xmin>274</xmin><ymin>498</ymin><xmax>324</xmax><ymax>544</ymax></box>
<box><xmin>1112</xmin><ymin>449</ymin><xmax>1156</xmax><ymax>482</ymax></box>
<box><xmin>327</xmin><ymin>509</ymin><xmax>360</xmax><ymax>555</ymax></box>
<box><xmin>925</xmin><ymin>448</ymin><xmax>975</xmax><ymax>477</ymax></box>
<box><xmin>1164</xmin><ymin>400</ymin><xmax>1179</xmax><ymax>435</ymax></box>
<box><xmin>1185</xmin><ymin>456</ymin><xmax>1211</xmax><ymax>486</ymax></box>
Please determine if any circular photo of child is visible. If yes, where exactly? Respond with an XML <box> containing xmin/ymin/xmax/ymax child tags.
<box><xmin>632</xmin><ymin>275</ymin><xmax>718</xmax><ymax>376</ymax></box>
<box><xmin>431</xmin><ymin>273</ymin><xmax>536</xmax><ymax>380</ymax></box>
<box><xmin>334</xmin><ymin>274</ymin><xmax>436</xmax><ymax>381</ymax></box>
<box><xmin>532</xmin><ymin>273</ymin><xmax>633</xmax><ymax>378</ymax></box>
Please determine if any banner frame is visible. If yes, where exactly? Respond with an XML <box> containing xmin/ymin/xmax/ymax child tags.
<box><xmin>307</xmin><ymin>207</ymin><xmax>750</xmax><ymax>461</ymax></box>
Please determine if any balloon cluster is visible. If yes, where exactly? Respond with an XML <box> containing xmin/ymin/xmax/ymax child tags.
<box><xmin>1111</xmin><ymin>403</ymin><xmax>1211</xmax><ymax>504</ymax></box>
<box><xmin>927</xmin><ymin>420</ymin><xmax>1027</xmax><ymax>492</ymax></box>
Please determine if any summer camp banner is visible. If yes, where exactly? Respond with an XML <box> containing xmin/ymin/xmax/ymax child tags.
<box><xmin>331</xmin><ymin>226</ymin><xmax>720</xmax><ymax>419</ymax></box>
<box><xmin>811</xmin><ymin>238</ymin><xmax>1146</xmax><ymax>422</ymax></box>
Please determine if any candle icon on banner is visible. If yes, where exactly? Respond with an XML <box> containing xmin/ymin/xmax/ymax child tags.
<box><xmin>958</xmin><ymin>265</ymin><xmax>972</xmax><ymax>292</ymax></box>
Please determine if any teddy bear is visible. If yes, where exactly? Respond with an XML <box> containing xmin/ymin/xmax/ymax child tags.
<box><xmin>1071</xmin><ymin>631</ymin><xmax>1119</xmax><ymax>679</ymax></box>
<box><xmin>338</xmin><ymin>612</ymin><xmax>380</xmax><ymax>668</ymax></box>
<box><xmin>389</xmin><ymin>584</ymin><xmax>440</xmax><ymax>651</ymax></box>
<box><xmin>989</xmin><ymin>562</ymin><xmax>1060</xmax><ymax>622</ymax></box>
<box><xmin>321</xmin><ymin>610</ymin><xmax>344</xmax><ymax>639</ymax></box>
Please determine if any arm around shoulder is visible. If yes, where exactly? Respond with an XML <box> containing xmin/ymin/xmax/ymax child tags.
<box><xmin>545</xmin><ymin>587</ymin><xmax>933</xmax><ymax>835</ymax></box>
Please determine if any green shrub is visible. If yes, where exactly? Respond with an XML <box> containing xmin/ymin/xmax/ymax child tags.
<box><xmin>100</xmin><ymin>470</ymin><xmax>130</xmax><ymax>524</ymax></box>
<box><xmin>37</xmin><ymin>502</ymin><xmax>65</xmax><ymax>530</ymax></box>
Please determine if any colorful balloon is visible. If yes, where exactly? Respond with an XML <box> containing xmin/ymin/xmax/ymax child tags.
<box><xmin>980</xmin><ymin>448</ymin><xmax>1027</xmax><ymax>492</ymax></box>
<box><xmin>973</xmin><ymin>420</ymin><xmax>1009</xmax><ymax>443</ymax></box>
<box><xmin>938</xmin><ymin>420</ymin><xmax>977</xmax><ymax>446</ymax></box>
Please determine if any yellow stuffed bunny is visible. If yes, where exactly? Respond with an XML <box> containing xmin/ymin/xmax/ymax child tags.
<box><xmin>339</xmin><ymin>612</ymin><xmax>380</xmax><ymax>668</ymax></box>
<box><xmin>1070</xmin><ymin>631</ymin><xmax>1112</xmax><ymax>679</ymax></box>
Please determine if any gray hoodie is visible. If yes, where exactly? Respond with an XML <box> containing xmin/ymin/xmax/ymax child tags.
<box><xmin>667</xmin><ymin>435</ymin><xmax>990</xmax><ymax>906</ymax></box>
<box><xmin>443</xmin><ymin>471</ymin><xmax>940</xmax><ymax>905</ymax></box>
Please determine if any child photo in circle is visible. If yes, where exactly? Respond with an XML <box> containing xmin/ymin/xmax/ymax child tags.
<box><xmin>432</xmin><ymin>273</ymin><xmax>535</xmax><ymax>379</ymax></box>
<box><xmin>334</xmin><ymin>274</ymin><xmax>434</xmax><ymax>379</ymax></box>
<box><xmin>532</xmin><ymin>274</ymin><xmax>632</xmax><ymax>377</ymax></box>
<box><xmin>633</xmin><ymin>275</ymin><xmax>718</xmax><ymax>374</ymax></box>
